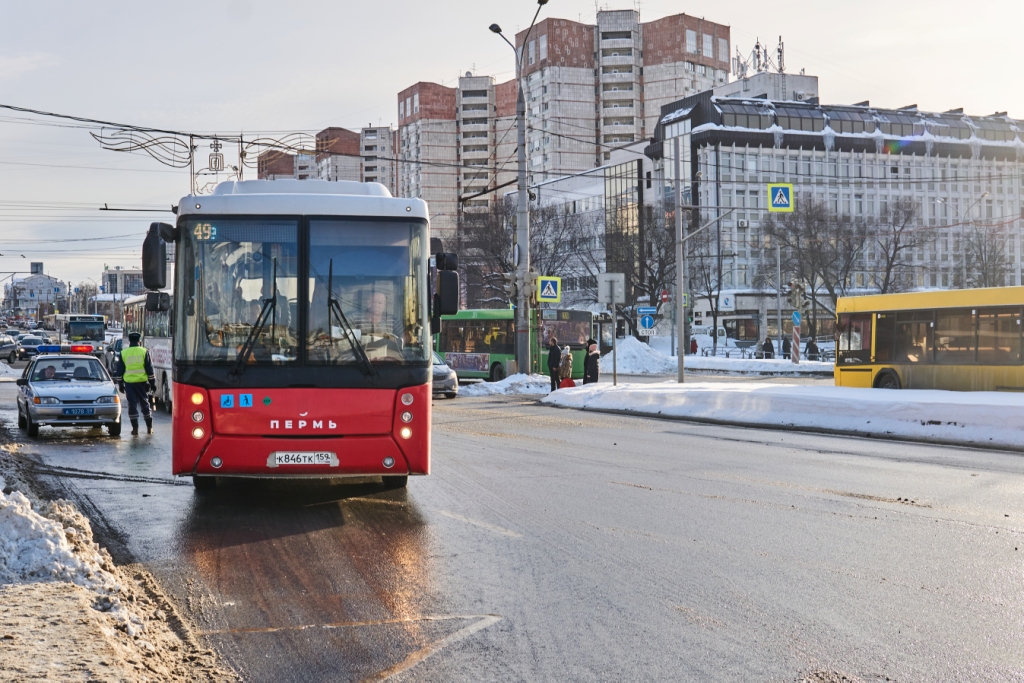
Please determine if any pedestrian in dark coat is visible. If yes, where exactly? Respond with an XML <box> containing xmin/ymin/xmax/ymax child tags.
<box><xmin>547</xmin><ymin>338</ymin><xmax>561</xmax><ymax>392</ymax></box>
<box><xmin>689</xmin><ymin>337</ymin><xmax>698</xmax><ymax>355</ymax></box>
<box><xmin>782</xmin><ymin>336</ymin><xmax>791</xmax><ymax>359</ymax></box>
<box><xmin>761</xmin><ymin>337</ymin><xmax>774</xmax><ymax>359</ymax></box>
<box><xmin>583</xmin><ymin>342</ymin><xmax>600</xmax><ymax>384</ymax></box>
<box><xmin>805</xmin><ymin>337</ymin><xmax>820</xmax><ymax>361</ymax></box>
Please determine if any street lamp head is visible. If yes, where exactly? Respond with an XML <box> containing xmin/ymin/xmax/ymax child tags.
<box><xmin>489</xmin><ymin>23</ymin><xmax>502</xmax><ymax>34</ymax></box>
<box><xmin>537</xmin><ymin>0</ymin><xmax>549</xmax><ymax>5</ymax></box>
<box><xmin>981</xmin><ymin>191</ymin><xmax>989</xmax><ymax>198</ymax></box>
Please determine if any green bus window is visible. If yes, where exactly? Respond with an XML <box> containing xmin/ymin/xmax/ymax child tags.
<box><xmin>977</xmin><ymin>309</ymin><xmax>1021</xmax><ymax>365</ymax></box>
<box><xmin>934</xmin><ymin>310</ymin><xmax>975</xmax><ymax>365</ymax></box>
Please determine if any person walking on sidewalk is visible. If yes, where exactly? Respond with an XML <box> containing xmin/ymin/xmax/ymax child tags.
<box><xmin>782</xmin><ymin>336</ymin><xmax>791</xmax><ymax>360</ymax></box>
<box><xmin>547</xmin><ymin>337</ymin><xmax>562</xmax><ymax>392</ymax></box>
<box><xmin>583</xmin><ymin>339</ymin><xmax>600</xmax><ymax>384</ymax></box>
<box><xmin>114</xmin><ymin>332</ymin><xmax>155</xmax><ymax>435</ymax></box>
<box><xmin>761</xmin><ymin>337</ymin><xmax>775</xmax><ymax>359</ymax></box>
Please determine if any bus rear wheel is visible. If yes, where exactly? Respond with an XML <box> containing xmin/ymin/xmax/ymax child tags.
<box><xmin>489</xmin><ymin>363</ymin><xmax>506</xmax><ymax>382</ymax></box>
<box><xmin>874</xmin><ymin>370</ymin><xmax>901</xmax><ymax>390</ymax></box>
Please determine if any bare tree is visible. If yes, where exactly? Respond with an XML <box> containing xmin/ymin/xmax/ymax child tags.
<box><xmin>688</xmin><ymin>222</ymin><xmax>725</xmax><ymax>352</ymax></box>
<box><xmin>964</xmin><ymin>223</ymin><xmax>1010</xmax><ymax>288</ymax></box>
<box><xmin>603</xmin><ymin>205</ymin><xmax>676</xmax><ymax>337</ymax></box>
<box><xmin>761</xmin><ymin>199</ymin><xmax>868</xmax><ymax>330</ymax></box>
<box><xmin>872</xmin><ymin>197</ymin><xmax>923</xmax><ymax>294</ymax></box>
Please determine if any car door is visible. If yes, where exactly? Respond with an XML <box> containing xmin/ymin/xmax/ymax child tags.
<box><xmin>17</xmin><ymin>361</ymin><xmax>34</xmax><ymax>413</ymax></box>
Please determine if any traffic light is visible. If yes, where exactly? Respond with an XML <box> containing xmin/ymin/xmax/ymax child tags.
<box><xmin>522</xmin><ymin>271</ymin><xmax>539</xmax><ymax>301</ymax></box>
<box><xmin>787</xmin><ymin>280</ymin><xmax>808</xmax><ymax>313</ymax></box>
<box><xmin>500</xmin><ymin>272</ymin><xmax>517</xmax><ymax>298</ymax></box>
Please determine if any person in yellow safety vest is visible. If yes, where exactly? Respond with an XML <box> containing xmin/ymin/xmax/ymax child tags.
<box><xmin>113</xmin><ymin>332</ymin><xmax>156</xmax><ymax>435</ymax></box>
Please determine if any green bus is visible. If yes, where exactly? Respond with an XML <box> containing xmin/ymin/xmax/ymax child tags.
<box><xmin>436</xmin><ymin>308</ymin><xmax>593</xmax><ymax>382</ymax></box>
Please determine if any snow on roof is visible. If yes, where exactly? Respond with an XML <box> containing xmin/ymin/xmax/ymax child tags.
<box><xmin>661</xmin><ymin>105</ymin><xmax>694</xmax><ymax>125</ymax></box>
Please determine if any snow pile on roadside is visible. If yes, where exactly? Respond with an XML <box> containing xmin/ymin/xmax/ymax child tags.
<box><xmin>543</xmin><ymin>382</ymin><xmax>1024</xmax><ymax>450</ymax></box>
<box><xmin>601</xmin><ymin>337</ymin><xmax>676</xmax><ymax>374</ymax></box>
<box><xmin>459</xmin><ymin>373</ymin><xmax>551</xmax><ymax>397</ymax></box>
<box><xmin>0</xmin><ymin>362</ymin><xmax>21</xmax><ymax>377</ymax></box>
<box><xmin>685</xmin><ymin>355</ymin><xmax>833</xmax><ymax>375</ymax></box>
<box><xmin>0</xmin><ymin>480</ymin><xmax>145</xmax><ymax>634</ymax></box>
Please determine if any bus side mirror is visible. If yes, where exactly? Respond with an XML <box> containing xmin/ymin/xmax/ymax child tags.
<box><xmin>142</xmin><ymin>224</ymin><xmax>167</xmax><ymax>290</ymax></box>
<box><xmin>436</xmin><ymin>253</ymin><xmax>459</xmax><ymax>271</ymax></box>
<box><xmin>145</xmin><ymin>291</ymin><xmax>170</xmax><ymax>312</ymax></box>
<box><xmin>437</xmin><ymin>271</ymin><xmax>459</xmax><ymax>316</ymax></box>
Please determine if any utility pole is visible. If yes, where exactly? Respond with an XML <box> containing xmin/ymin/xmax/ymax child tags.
<box><xmin>489</xmin><ymin>0</ymin><xmax>548</xmax><ymax>376</ymax></box>
<box><xmin>674</xmin><ymin>137</ymin><xmax>686</xmax><ymax>383</ymax></box>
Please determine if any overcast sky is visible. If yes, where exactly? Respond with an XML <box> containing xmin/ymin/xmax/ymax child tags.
<box><xmin>0</xmin><ymin>0</ymin><xmax>1020</xmax><ymax>284</ymax></box>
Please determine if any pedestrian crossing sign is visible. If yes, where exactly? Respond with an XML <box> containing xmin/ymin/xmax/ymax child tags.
<box><xmin>537</xmin><ymin>276</ymin><xmax>562</xmax><ymax>303</ymax></box>
<box><xmin>767</xmin><ymin>183</ymin><xmax>794</xmax><ymax>212</ymax></box>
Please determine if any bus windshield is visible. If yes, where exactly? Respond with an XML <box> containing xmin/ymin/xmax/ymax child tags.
<box><xmin>68</xmin><ymin>321</ymin><xmax>104</xmax><ymax>342</ymax></box>
<box><xmin>175</xmin><ymin>217</ymin><xmax>429</xmax><ymax>366</ymax></box>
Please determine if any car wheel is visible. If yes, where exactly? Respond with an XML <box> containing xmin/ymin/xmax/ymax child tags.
<box><xmin>17</xmin><ymin>407</ymin><xmax>26</xmax><ymax>430</ymax></box>
<box><xmin>106</xmin><ymin>419</ymin><xmax>122</xmax><ymax>437</ymax></box>
<box><xmin>445</xmin><ymin>392</ymin><xmax>457</xmax><ymax>399</ymax></box>
<box><xmin>7</xmin><ymin>352</ymin><xmax>14</xmax><ymax>363</ymax></box>
<box><xmin>192</xmin><ymin>475</ymin><xmax>218</xmax><ymax>491</ymax></box>
<box><xmin>489</xmin><ymin>363</ymin><xmax>506</xmax><ymax>382</ymax></box>
<box><xmin>874</xmin><ymin>370</ymin><xmax>901</xmax><ymax>390</ymax></box>
<box><xmin>26</xmin><ymin>414</ymin><xmax>39</xmax><ymax>438</ymax></box>
<box><xmin>382</xmin><ymin>475</ymin><xmax>408</xmax><ymax>489</ymax></box>
<box><xmin>162</xmin><ymin>378</ymin><xmax>172</xmax><ymax>414</ymax></box>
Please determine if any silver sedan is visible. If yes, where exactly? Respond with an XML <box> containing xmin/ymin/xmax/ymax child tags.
<box><xmin>16</xmin><ymin>354</ymin><xmax>122</xmax><ymax>437</ymax></box>
<box><xmin>432</xmin><ymin>352</ymin><xmax>458</xmax><ymax>399</ymax></box>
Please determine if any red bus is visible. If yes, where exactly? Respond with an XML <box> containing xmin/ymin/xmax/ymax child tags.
<box><xmin>141</xmin><ymin>180</ymin><xmax>458</xmax><ymax>490</ymax></box>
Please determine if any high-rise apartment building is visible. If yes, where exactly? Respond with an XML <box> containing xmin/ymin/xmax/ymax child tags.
<box><xmin>360</xmin><ymin>126</ymin><xmax>397</xmax><ymax>194</ymax></box>
<box><xmin>315</xmin><ymin>127</ymin><xmax>361</xmax><ymax>183</ymax></box>
<box><xmin>514</xmin><ymin>9</ymin><xmax>730</xmax><ymax>181</ymax></box>
<box><xmin>397</xmin><ymin>82</ymin><xmax>457</xmax><ymax>239</ymax></box>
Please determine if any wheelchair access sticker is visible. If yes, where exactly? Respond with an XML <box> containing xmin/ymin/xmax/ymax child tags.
<box><xmin>220</xmin><ymin>394</ymin><xmax>234</xmax><ymax>408</ymax></box>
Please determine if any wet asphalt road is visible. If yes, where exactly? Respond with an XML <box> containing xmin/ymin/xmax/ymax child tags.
<box><xmin>3</xmin><ymin>373</ymin><xmax>1024</xmax><ymax>682</ymax></box>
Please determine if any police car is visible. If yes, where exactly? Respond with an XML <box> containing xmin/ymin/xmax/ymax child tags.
<box><xmin>16</xmin><ymin>345</ymin><xmax>122</xmax><ymax>438</ymax></box>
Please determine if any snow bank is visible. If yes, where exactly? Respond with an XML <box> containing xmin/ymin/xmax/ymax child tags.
<box><xmin>0</xmin><ymin>362</ymin><xmax>21</xmax><ymax>378</ymax></box>
<box><xmin>0</xmin><ymin>487</ymin><xmax>144</xmax><ymax>634</ymax></box>
<box><xmin>685</xmin><ymin>355</ymin><xmax>833</xmax><ymax>376</ymax></box>
<box><xmin>601</xmin><ymin>337</ymin><xmax>676</xmax><ymax>374</ymax></box>
<box><xmin>601</xmin><ymin>336</ymin><xmax>832</xmax><ymax>375</ymax></box>
<box><xmin>459</xmin><ymin>373</ymin><xmax>551</xmax><ymax>397</ymax></box>
<box><xmin>543</xmin><ymin>382</ymin><xmax>1024</xmax><ymax>450</ymax></box>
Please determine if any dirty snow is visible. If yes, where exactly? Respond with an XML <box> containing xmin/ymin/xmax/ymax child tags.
<box><xmin>458</xmin><ymin>373</ymin><xmax>551</xmax><ymax>397</ymax></box>
<box><xmin>544</xmin><ymin>382</ymin><xmax>1024</xmax><ymax>450</ymax></box>
<box><xmin>0</xmin><ymin>362</ymin><xmax>21</xmax><ymax>379</ymax></box>
<box><xmin>601</xmin><ymin>337</ymin><xmax>832</xmax><ymax>375</ymax></box>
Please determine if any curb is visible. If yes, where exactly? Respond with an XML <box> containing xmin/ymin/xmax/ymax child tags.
<box><xmin>544</xmin><ymin>402</ymin><xmax>1024</xmax><ymax>455</ymax></box>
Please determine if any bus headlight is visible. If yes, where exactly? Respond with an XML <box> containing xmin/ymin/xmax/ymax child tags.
<box><xmin>399</xmin><ymin>427</ymin><xmax>412</xmax><ymax>439</ymax></box>
<box><xmin>192</xmin><ymin>411</ymin><xmax>204</xmax><ymax>422</ymax></box>
<box><xmin>191</xmin><ymin>392</ymin><xmax>204</xmax><ymax>405</ymax></box>
<box><xmin>401</xmin><ymin>393</ymin><xmax>414</xmax><ymax>405</ymax></box>
<box><xmin>401</xmin><ymin>411</ymin><xmax>413</xmax><ymax>423</ymax></box>
<box><xmin>192</xmin><ymin>427</ymin><xmax>205</xmax><ymax>439</ymax></box>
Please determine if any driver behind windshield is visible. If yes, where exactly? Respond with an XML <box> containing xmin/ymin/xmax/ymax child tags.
<box><xmin>35</xmin><ymin>365</ymin><xmax>56</xmax><ymax>381</ymax></box>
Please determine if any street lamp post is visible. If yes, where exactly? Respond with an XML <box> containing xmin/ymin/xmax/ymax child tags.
<box><xmin>490</xmin><ymin>0</ymin><xmax>547</xmax><ymax>376</ymax></box>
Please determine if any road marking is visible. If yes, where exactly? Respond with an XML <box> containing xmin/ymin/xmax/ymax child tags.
<box><xmin>438</xmin><ymin>510</ymin><xmax>522</xmax><ymax>538</ymax></box>
<box><xmin>363</xmin><ymin>614</ymin><xmax>502</xmax><ymax>682</ymax></box>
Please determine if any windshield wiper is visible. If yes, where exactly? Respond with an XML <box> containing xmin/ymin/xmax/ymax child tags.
<box><xmin>327</xmin><ymin>259</ymin><xmax>376</xmax><ymax>377</ymax></box>
<box><xmin>229</xmin><ymin>257</ymin><xmax>278</xmax><ymax>381</ymax></box>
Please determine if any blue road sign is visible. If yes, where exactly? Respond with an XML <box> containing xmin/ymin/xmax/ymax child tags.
<box><xmin>792</xmin><ymin>311</ymin><xmax>802</xmax><ymax>327</ymax></box>
<box><xmin>768</xmin><ymin>183</ymin><xmax>795</xmax><ymax>213</ymax></box>
<box><xmin>637</xmin><ymin>306</ymin><xmax>657</xmax><ymax>315</ymax></box>
<box><xmin>640</xmin><ymin>314</ymin><xmax>656</xmax><ymax>329</ymax></box>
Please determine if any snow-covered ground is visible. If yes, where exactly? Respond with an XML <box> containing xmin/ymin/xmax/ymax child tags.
<box><xmin>602</xmin><ymin>337</ymin><xmax>832</xmax><ymax>376</ymax></box>
<box><xmin>543</xmin><ymin>382</ymin><xmax>1024</xmax><ymax>450</ymax></box>
<box><xmin>458</xmin><ymin>373</ymin><xmax>551</xmax><ymax>397</ymax></box>
<box><xmin>0</xmin><ymin>362</ymin><xmax>21</xmax><ymax>380</ymax></box>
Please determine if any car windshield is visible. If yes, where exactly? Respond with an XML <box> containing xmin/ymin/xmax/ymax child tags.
<box><xmin>68</xmin><ymin>321</ymin><xmax>104</xmax><ymax>342</ymax></box>
<box><xmin>22</xmin><ymin>337</ymin><xmax>41</xmax><ymax>344</ymax></box>
<box><xmin>177</xmin><ymin>219</ymin><xmax>299</xmax><ymax>364</ymax></box>
<box><xmin>433</xmin><ymin>353</ymin><xmax>444</xmax><ymax>365</ymax></box>
<box><xmin>31</xmin><ymin>358</ymin><xmax>106</xmax><ymax>381</ymax></box>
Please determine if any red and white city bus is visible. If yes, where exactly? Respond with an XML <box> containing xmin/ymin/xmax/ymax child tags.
<box><xmin>141</xmin><ymin>179</ymin><xmax>458</xmax><ymax>490</ymax></box>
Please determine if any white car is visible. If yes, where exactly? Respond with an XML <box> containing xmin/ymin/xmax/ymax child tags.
<box><xmin>16</xmin><ymin>354</ymin><xmax>122</xmax><ymax>437</ymax></box>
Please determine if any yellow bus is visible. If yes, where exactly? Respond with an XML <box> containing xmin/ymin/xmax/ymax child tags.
<box><xmin>835</xmin><ymin>286</ymin><xmax>1024</xmax><ymax>391</ymax></box>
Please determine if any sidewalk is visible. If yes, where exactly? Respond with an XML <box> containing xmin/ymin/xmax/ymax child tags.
<box><xmin>542</xmin><ymin>382</ymin><xmax>1024</xmax><ymax>451</ymax></box>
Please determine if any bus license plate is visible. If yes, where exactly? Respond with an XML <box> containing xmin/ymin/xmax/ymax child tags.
<box><xmin>62</xmin><ymin>408</ymin><xmax>95</xmax><ymax>416</ymax></box>
<box><xmin>270</xmin><ymin>451</ymin><xmax>337</xmax><ymax>467</ymax></box>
